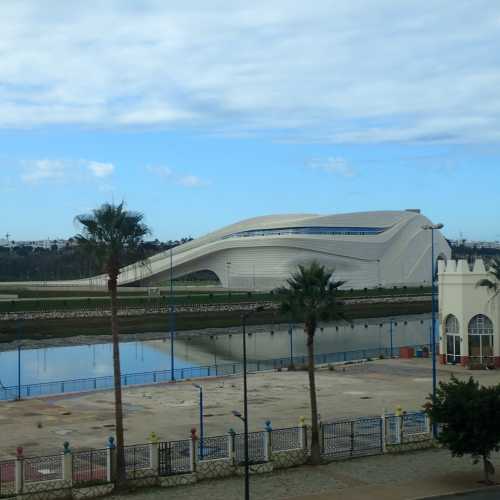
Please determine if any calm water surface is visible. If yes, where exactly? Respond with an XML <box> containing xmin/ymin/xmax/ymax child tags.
<box><xmin>0</xmin><ymin>314</ymin><xmax>433</xmax><ymax>386</ymax></box>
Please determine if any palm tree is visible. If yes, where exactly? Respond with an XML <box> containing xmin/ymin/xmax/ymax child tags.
<box><xmin>476</xmin><ymin>257</ymin><xmax>500</xmax><ymax>295</ymax></box>
<box><xmin>275</xmin><ymin>261</ymin><xmax>344</xmax><ymax>464</ymax></box>
<box><xmin>75</xmin><ymin>202</ymin><xmax>150</xmax><ymax>484</ymax></box>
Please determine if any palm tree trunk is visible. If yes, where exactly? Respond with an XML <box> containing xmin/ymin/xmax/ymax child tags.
<box><xmin>110</xmin><ymin>276</ymin><xmax>126</xmax><ymax>485</ymax></box>
<box><xmin>483</xmin><ymin>455</ymin><xmax>492</xmax><ymax>485</ymax></box>
<box><xmin>306</xmin><ymin>323</ymin><xmax>321</xmax><ymax>465</ymax></box>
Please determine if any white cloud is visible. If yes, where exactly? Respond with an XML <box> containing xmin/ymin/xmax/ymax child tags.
<box><xmin>2</xmin><ymin>1</ymin><xmax>500</xmax><ymax>143</ymax></box>
<box><xmin>21</xmin><ymin>159</ymin><xmax>115</xmax><ymax>184</ymax></box>
<box><xmin>307</xmin><ymin>158</ymin><xmax>355</xmax><ymax>177</ymax></box>
<box><xmin>21</xmin><ymin>160</ymin><xmax>67</xmax><ymax>184</ymax></box>
<box><xmin>147</xmin><ymin>165</ymin><xmax>208</xmax><ymax>187</ymax></box>
<box><xmin>87</xmin><ymin>161</ymin><xmax>114</xmax><ymax>178</ymax></box>
<box><xmin>146</xmin><ymin>165</ymin><xmax>173</xmax><ymax>178</ymax></box>
<box><xmin>178</xmin><ymin>175</ymin><xmax>205</xmax><ymax>187</ymax></box>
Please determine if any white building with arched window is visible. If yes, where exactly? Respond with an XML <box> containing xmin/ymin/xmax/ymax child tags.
<box><xmin>438</xmin><ymin>259</ymin><xmax>499</xmax><ymax>368</ymax></box>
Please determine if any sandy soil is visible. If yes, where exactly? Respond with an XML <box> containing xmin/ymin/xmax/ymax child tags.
<box><xmin>1</xmin><ymin>358</ymin><xmax>499</xmax><ymax>459</ymax></box>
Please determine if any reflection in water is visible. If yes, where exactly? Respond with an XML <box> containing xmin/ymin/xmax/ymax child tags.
<box><xmin>186</xmin><ymin>314</ymin><xmax>432</xmax><ymax>363</ymax></box>
<box><xmin>0</xmin><ymin>314</ymin><xmax>432</xmax><ymax>387</ymax></box>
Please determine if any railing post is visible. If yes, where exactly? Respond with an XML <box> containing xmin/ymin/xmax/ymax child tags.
<box><xmin>401</xmin><ymin>411</ymin><xmax>406</xmax><ymax>444</ymax></box>
<box><xmin>106</xmin><ymin>436</ymin><xmax>116</xmax><ymax>483</ymax></box>
<box><xmin>15</xmin><ymin>446</ymin><xmax>24</xmax><ymax>495</ymax></box>
<box><xmin>381</xmin><ymin>412</ymin><xmax>387</xmax><ymax>453</ymax></box>
<box><xmin>190</xmin><ymin>428</ymin><xmax>197</xmax><ymax>473</ymax></box>
<box><xmin>264</xmin><ymin>420</ymin><xmax>272</xmax><ymax>462</ymax></box>
<box><xmin>63</xmin><ymin>441</ymin><xmax>73</xmax><ymax>485</ymax></box>
<box><xmin>350</xmin><ymin>420</ymin><xmax>355</xmax><ymax>456</ymax></box>
<box><xmin>395</xmin><ymin>406</ymin><xmax>402</xmax><ymax>445</ymax></box>
<box><xmin>228</xmin><ymin>428</ymin><xmax>236</xmax><ymax>466</ymax></box>
<box><xmin>149</xmin><ymin>432</ymin><xmax>159</xmax><ymax>473</ymax></box>
<box><xmin>299</xmin><ymin>416</ymin><xmax>307</xmax><ymax>451</ymax></box>
<box><xmin>425</xmin><ymin>412</ymin><xmax>431</xmax><ymax>436</ymax></box>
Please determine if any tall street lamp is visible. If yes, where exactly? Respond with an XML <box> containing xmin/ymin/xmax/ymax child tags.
<box><xmin>16</xmin><ymin>321</ymin><xmax>22</xmax><ymax>401</ymax></box>
<box><xmin>192</xmin><ymin>383</ymin><xmax>204</xmax><ymax>459</ymax></box>
<box><xmin>389</xmin><ymin>318</ymin><xmax>394</xmax><ymax>358</ymax></box>
<box><xmin>169</xmin><ymin>246</ymin><xmax>175</xmax><ymax>381</ymax></box>
<box><xmin>210</xmin><ymin>335</ymin><xmax>218</xmax><ymax>373</ymax></box>
<box><xmin>288</xmin><ymin>320</ymin><xmax>294</xmax><ymax>367</ymax></box>
<box><xmin>231</xmin><ymin>410</ymin><xmax>249</xmax><ymax>499</ymax></box>
<box><xmin>422</xmin><ymin>222</ymin><xmax>444</xmax><ymax>438</ymax></box>
<box><xmin>233</xmin><ymin>306</ymin><xmax>264</xmax><ymax>500</ymax></box>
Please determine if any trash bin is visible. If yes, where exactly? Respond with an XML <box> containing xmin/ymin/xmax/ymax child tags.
<box><xmin>399</xmin><ymin>346</ymin><xmax>414</xmax><ymax>358</ymax></box>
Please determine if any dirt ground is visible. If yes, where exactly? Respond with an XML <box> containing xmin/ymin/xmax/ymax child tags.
<box><xmin>1</xmin><ymin>358</ymin><xmax>499</xmax><ymax>459</ymax></box>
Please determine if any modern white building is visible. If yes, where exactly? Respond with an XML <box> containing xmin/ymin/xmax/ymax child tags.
<box><xmin>5</xmin><ymin>209</ymin><xmax>450</xmax><ymax>291</ymax></box>
<box><xmin>438</xmin><ymin>259</ymin><xmax>500</xmax><ymax>368</ymax></box>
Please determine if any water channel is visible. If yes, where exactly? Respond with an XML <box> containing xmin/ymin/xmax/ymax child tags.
<box><xmin>0</xmin><ymin>314</ymin><xmax>434</xmax><ymax>387</ymax></box>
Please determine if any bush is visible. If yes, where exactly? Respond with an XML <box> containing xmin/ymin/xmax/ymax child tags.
<box><xmin>426</xmin><ymin>376</ymin><xmax>500</xmax><ymax>484</ymax></box>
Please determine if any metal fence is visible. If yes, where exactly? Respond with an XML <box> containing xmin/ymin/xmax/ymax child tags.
<box><xmin>385</xmin><ymin>412</ymin><xmax>430</xmax><ymax>445</ymax></box>
<box><xmin>158</xmin><ymin>440</ymin><xmax>191</xmax><ymax>476</ymax></box>
<box><xmin>0</xmin><ymin>460</ymin><xmax>15</xmax><ymax>498</ymax></box>
<box><xmin>72</xmin><ymin>449</ymin><xmax>108</xmax><ymax>485</ymax></box>
<box><xmin>234</xmin><ymin>431</ymin><xmax>266</xmax><ymax>465</ymax></box>
<box><xmin>198</xmin><ymin>435</ymin><xmax>229</xmax><ymax>461</ymax></box>
<box><xmin>271</xmin><ymin>427</ymin><xmax>302</xmax><ymax>452</ymax></box>
<box><xmin>125</xmin><ymin>444</ymin><xmax>152</xmax><ymax>479</ymax></box>
<box><xmin>322</xmin><ymin>416</ymin><xmax>383</xmax><ymax>458</ymax></box>
<box><xmin>23</xmin><ymin>454</ymin><xmax>62</xmax><ymax>483</ymax></box>
<box><xmin>0</xmin><ymin>410</ymin><xmax>432</xmax><ymax>495</ymax></box>
<box><xmin>0</xmin><ymin>343</ymin><xmax>432</xmax><ymax>401</ymax></box>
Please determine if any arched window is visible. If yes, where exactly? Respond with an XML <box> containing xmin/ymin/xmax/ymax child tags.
<box><xmin>468</xmin><ymin>315</ymin><xmax>493</xmax><ymax>336</ymax></box>
<box><xmin>468</xmin><ymin>314</ymin><xmax>494</xmax><ymax>365</ymax></box>
<box><xmin>445</xmin><ymin>314</ymin><xmax>460</xmax><ymax>364</ymax></box>
<box><xmin>445</xmin><ymin>315</ymin><xmax>459</xmax><ymax>334</ymax></box>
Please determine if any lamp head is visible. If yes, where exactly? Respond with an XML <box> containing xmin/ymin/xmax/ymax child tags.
<box><xmin>422</xmin><ymin>223</ymin><xmax>444</xmax><ymax>230</ymax></box>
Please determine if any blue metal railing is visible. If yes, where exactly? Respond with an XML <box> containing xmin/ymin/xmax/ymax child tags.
<box><xmin>0</xmin><ymin>343</ymin><xmax>431</xmax><ymax>401</ymax></box>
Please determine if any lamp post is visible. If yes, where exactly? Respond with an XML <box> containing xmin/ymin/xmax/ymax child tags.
<box><xmin>234</xmin><ymin>306</ymin><xmax>264</xmax><ymax>500</ymax></box>
<box><xmin>192</xmin><ymin>383</ymin><xmax>204</xmax><ymax>459</ymax></box>
<box><xmin>169</xmin><ymin>247</ymin><xmax>175</xmax><ymax>381</ymax></box>
<box><xmin>242</xmin><ymin>312</ymin><xmax>250</xmax><ymax>500</ymax></box>
<box><xmin>232</xmin><ymin>409</ymin><xmax>249</xmax><ymax>499</ymax></box>
<box><xmin>422</xmin><ymin>222</ymin><xmax>444</xmax><ymax>438</ymax></box>
<box><xmin>389</xmin><ymin>318</ymin><xmax>394</xmax><ymax>358</ymax></box>
<box><xmin>288</xmin><ymin>321</ymin><xmax>294</xmax><ymax>366</ymax></box>
<box><xmin>16</xmin><ymin>321</ymin><xmax>22</xmax><ymax>401</ymax></box>
<box><xmin>211</xmin><ymin>335</ymin><xmax>218</xmax><ymax>373</ymax></box>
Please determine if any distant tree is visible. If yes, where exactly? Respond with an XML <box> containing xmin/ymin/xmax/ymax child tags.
<box><xmin>476</xmin><ymin>257</ymin><xmax>500</xmax><ymax>296</ymax></box>
<box><xmin>275</xmin><ymin>261</ymin><xmax>344</xmax><ymax>464</ymax></box>
<box><xmin>425</xmin><ymin>376</ymin><xmax>500</xmax><ymax>484</ymax></box>
<box><xmin>75</xmin><ymin>202</ymin><xmax>150</xmax><ymax>485</ymax></box>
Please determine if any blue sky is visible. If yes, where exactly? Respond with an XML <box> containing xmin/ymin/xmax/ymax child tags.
<box><xmin>1</xmin><ymin>1</ymin><xmax>500</xmax><ymax>241</ymax></box>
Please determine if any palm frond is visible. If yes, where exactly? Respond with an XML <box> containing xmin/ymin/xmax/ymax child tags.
<box><xmin>274</xmin><ymin>261</ymin><xmax>344</xmax><ymax>325</ymax></box>
<box><xmin>476</xmin><ymin>279</ymin><xmax>498</xmax><ymax>291</ymax></box>
<box><xmin>74</xmin><ymin>202</ymin><xmax>150</xmax><ymax>277</ymax></box>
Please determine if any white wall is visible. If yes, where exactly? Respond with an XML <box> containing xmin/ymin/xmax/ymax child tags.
<box><xmin>438</xmin><ymin>259</ymin><xmax>500</xmax><ymax>362</ymax></box>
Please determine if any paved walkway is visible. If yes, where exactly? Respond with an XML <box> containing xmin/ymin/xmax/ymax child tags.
<box><xmin>106</xmin><ymin>448</ymin><xmax>500</xmax><ymax>500</ymax></box>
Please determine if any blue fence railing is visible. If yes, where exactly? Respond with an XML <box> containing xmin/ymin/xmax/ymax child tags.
<box><xmin>0</xmin><ymin>343</ymin><xmax>433</xmax><ymax>401</ymax></box>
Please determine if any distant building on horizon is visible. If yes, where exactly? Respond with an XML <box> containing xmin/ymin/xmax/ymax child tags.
<box><xmin>0</xmin><ymin>238</ymin><xmax>71</xmax><ymax>250</ymax></box>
